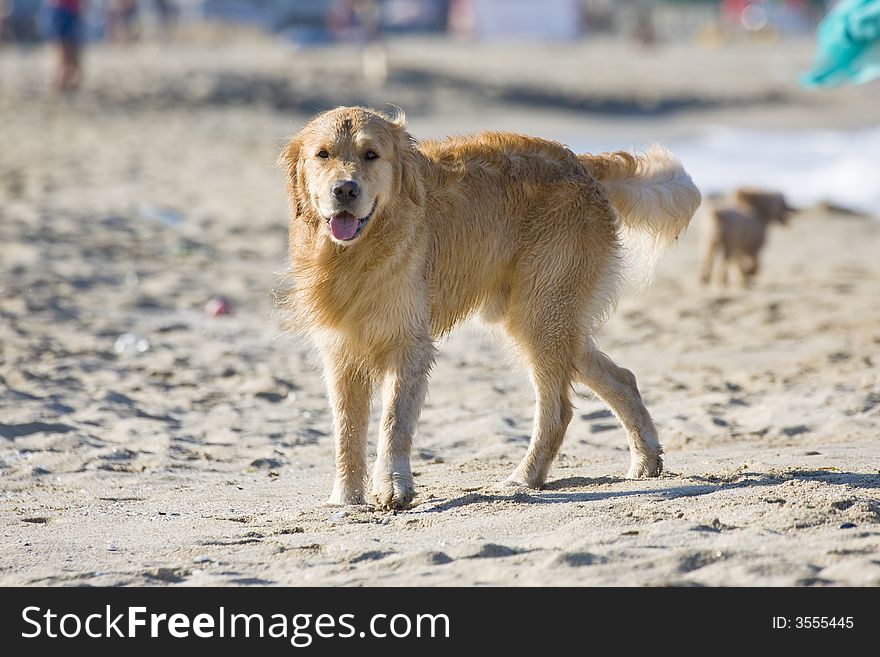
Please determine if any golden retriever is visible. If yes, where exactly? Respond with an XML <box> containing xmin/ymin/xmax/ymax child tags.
<box><xmin>279</xmin><ymin>106</ymin><xmax>700</xmax><ymax>509</ymax></box>
<box><xmin>699</xmin><ymin>188</ymin><xmax>794</xmax><ymax>287</ymax></box>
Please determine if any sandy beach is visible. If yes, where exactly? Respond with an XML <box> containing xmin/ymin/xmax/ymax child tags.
<box><xmin>1</xmin><ymin>34</ymin><xmax>879</xmax><ymax>586</ymax></box>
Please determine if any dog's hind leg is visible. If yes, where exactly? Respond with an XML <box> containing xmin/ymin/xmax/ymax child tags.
<box><xmin>325</xmin><ymin>357</ymin><xmax>373</xmax><ymax>505</ymax></box>
<box><xmin>371</xmin><ymin>340</ymin><xmax>436</xmax><ymax>510</ymax></box>
<box><xmin>504</xmin><ymin>297</ymin><xmax>578</xmax><ymax>488</ymax></box>
<box><xmin>576</xmin><ymin>341</ymin><xmax>663</xmax><ymax>478</ymax></box>
<box><xmin>507</xmin><ymin>356</ymin><xmax>575</xmax><ymax>489</ymax></box>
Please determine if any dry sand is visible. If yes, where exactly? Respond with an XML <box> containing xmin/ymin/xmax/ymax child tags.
<box><xmin>1</xmin><ymin>35</ymin><xmax>878</xmax><ymax>586</ymax></box>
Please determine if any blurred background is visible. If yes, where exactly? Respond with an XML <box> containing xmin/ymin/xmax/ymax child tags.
<box><xmin>2</xmin><ymin>0</ymin><xmax>878</xmax><ymax>211</ymax></box>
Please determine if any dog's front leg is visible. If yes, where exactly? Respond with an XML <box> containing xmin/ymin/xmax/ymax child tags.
<box><xmin>371</xmin><ymin>342</ymin><xmax>435</xmax><ymax>510</ymax></box>
<box><xmin>325</xmin><ymin>355</ymin><xmax>373</xmax><ymax>506</ymax></box>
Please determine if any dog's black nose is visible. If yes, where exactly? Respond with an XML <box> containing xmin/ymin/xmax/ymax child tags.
<box><xmin>332</xmin><ymin>180</ymin><xmax>360</xmax><ymax>201</ymax></box>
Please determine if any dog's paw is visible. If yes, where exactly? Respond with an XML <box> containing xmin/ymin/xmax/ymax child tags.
<box><xmin>504</xmin><ymin>465</ymin><xmax>546</xmax><ymax>490</ymax></box>
<box><xmin>371</xmin><ymin>473</ymin><xmax>415</xmax><ymax>511</ymax></box>
<box><xmin>326</xmin><ymin>482</ymin><xmax>366</xmax><ymax>506</ymax></box>
<box><xmin>483</xmin><ymin>479</ymin><xmax>526</xmax><ymax>495</ymax></box>
<box><xmin>626</xmin><ymin>454</ymin><xmax>663</xmax><ymax>479</ymax></box>
<box><xmin>499</xmin><ymin>476</ymin><xmax>541</xmax><ymax>491</ymax></box>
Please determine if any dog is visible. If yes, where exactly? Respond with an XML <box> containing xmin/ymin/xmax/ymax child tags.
<box><xmin>279</xmin><ymin>106</ymin><xmax>701</xmax><ymax>510</ymax></box>
<box><xmin>699</xmin><ymin>188</ymin><xmax>794</xmax><ymax>287</ymax></box>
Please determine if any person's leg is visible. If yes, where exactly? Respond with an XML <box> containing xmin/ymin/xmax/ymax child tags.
<box><xmin>60</xmin><ymin>41</ymin><xmax>81</xmax><ymax>91</ymax></box>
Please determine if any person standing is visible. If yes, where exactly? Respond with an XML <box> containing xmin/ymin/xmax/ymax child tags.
<box><xmin>50</xmin><ymin>0</ymin><xmax>85</xmax><ymax>91</ymax></box>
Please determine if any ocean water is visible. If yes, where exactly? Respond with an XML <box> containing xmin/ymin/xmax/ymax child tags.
<box><xmin>572</xmin><ymin>125</ymin><xmax>880</xmax><ymax>217</ymax></box>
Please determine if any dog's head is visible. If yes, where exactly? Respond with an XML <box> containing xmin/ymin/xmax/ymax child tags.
<box><xmin>735</xmin><ymin>188</ymin><xmax>795</xmax><ymax>225</ymax></box>
<box><xmin>280</xmin><ymin>106</ymin><xmax>423</xmax><ymax>246</ymax></box>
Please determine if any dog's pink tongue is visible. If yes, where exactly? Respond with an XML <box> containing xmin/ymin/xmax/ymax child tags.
<box><xmin>330</xmin><ymin>213</ymin><xmax>358</xmax><ymax>241</ymax></box>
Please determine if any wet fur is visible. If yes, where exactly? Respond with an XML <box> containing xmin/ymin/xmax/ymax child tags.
<box><xmin>279</xmin><ymin>107</ymin><xmax>701</xmax><ymax>509</ymax></box>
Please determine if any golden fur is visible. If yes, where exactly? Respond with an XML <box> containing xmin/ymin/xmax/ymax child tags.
<box><xmin>699</xmin><ymin>188</ymin><xmax>794</xmax><ymax>287</ymax></box>
<box><xmin>279</xmin><ymin>106</ymin><xmax>701</xmax><ymax>509</ymax></box>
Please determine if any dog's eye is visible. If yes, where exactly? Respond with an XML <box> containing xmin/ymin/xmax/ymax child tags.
<box><xmin>317</xmin><ymin>150</ymin><xmax>329</xmax><ymax>159</ymax></box>
<box><xmin>364</xmin><ymin>150</ymin><xmax>379</xmax><ymax>161</ymax></box>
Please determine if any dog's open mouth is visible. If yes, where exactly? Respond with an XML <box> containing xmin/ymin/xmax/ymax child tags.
<box><xmin>327</xmin><ymin>201</ymin><xmax>376</xmax><ymax>242</ymax></box>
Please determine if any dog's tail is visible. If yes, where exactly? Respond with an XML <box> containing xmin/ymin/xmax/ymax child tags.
<box><xmin>579</xmin><ymin>145</ymin><xmax>701</xmax><ymax>288</ymax></box>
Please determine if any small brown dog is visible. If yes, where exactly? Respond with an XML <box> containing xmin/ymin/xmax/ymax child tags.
<box><xmin>699</xmin><ymin>188</ymin><xmax>794</xmax><ymax>287</ymax></box>
<box><xmin>279</xmin><ymin>106</ymin><xmax>700</xmax><ymax>509</ymax></box>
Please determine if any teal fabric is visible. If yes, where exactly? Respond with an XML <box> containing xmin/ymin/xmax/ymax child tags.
<box><xmin>801</xmin><ymin>0</ymin><xmax>880</xmax><ymax>87</ymax></box>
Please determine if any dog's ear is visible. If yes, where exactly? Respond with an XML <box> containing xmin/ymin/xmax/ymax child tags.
<box><xmin>734</xmin><ymin>188</ymin><xmax>761</xmax><ymax>208</ymax></box>
<box><xmin>398</xmin><ymin>138</ymin><xmax>425</xmax><ymax>207</ymax></box>
<box><xmin>278</xmin><ymin>135</ymin><xmax>307</xmax><ymax>215</ymax></box>
<box><xmin>387</xmin><ymin>110</ymin><xmax>424</xmax><ymax>207</ymax></box>
<box><xmin>278</xmin><ymin>135</ymin><xmax>302</xmax><ymax>187</ymax></box>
